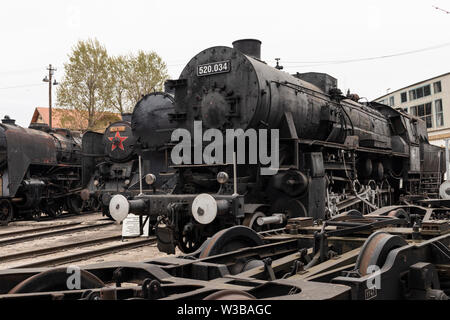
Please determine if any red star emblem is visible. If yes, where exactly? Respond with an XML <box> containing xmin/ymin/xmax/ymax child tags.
<box><xmin>108</xmin><ymin>131</ymin><xmax>128</xmax><ymax>151</ymax></box>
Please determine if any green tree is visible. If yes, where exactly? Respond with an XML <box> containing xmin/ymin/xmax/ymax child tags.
<box><xmin>124</xmin><ymin>50</ymin><xmax>169</xmax><ymax>106</ymax></box>
<box><xmin>57</xmin><ymin>39</ymin><xmax>169</xmax><ymax>127</ymax></box>
<box><xmin>57</xmin><ymin>38</ymin><xmax>114</xmax><ymax>130</ymax></box>
<box><xmin>108</xmin><ymin>55</ymin><xmax>133</xmax><ymax>114</ymax></box>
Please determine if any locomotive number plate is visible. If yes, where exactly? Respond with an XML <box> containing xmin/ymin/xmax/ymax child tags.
<box><xmin>197</xmin><ymin>60</ymin><xmax>230</xmax><ymax>77</ymax></box>
<box><xmin>110</xmin><ymin>126</ymin><xmax>126</xmax><ymax>132</ymax></box>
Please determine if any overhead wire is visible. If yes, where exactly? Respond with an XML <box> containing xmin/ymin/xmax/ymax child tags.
<box><xmin>280</xmin><ymin>42</ymin><xmax>450</xmax><ymax>68</ymax></box>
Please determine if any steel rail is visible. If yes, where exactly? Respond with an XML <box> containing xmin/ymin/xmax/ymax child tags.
<box><xmin>0</xmin><ymin>221</ymin><xmax>115</xmax><ymax>247</ymax></box>
<box><xmin>12</xmin><ymin>237</ymin><xmax>157</xmax><ymax>268</ymax></box>
<box><xmin>0</xmin><ymin>235</ymin><xmax>122</xmax><ymax>263</ymax></box>
<box><xmin>0</xmin><ymin>222</ymin><xmax>81</xmax><ymax>239</ymax></box>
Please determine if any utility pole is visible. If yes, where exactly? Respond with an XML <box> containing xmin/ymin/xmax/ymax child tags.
<box><xmin>42</xmin><ymin>64</ymin><xmax>58</xmax><ymax>129</ymax></box>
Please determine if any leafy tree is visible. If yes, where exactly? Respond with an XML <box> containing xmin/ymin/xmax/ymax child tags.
<box><xmin>108</xmin><ymin>55</ymin><xmax>132</xmax><ymax>114</ymax></box>
<box><xmin>57</xmin><ymin>38</ymin><xmax>115</xmax><ymax>130</ymax></box>
<box><xmin>124</xmin><ymin>51</ymin><xmax>169</xmax><ymax>106</ymax></box>
<box><xmin>57</xmin><ymin>39</ymin><xmax>169</xmax><ymax>128</ymax></box>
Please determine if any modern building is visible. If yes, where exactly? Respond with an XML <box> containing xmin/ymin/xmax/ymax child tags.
<box><xmin>373</xmin><ymin>72</ymin><xmax>449</xmax><ymax>146</ymax></box>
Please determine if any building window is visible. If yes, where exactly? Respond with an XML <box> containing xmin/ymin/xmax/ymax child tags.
<box><xmin>434</xmin><ymin>81</ymin><xmax>442</xmax><ymax>93</ymax></box>
<box><xmin>389</xmin><ymin>96</ymin><xmax>395</xmax><ymax>106</ymax></box>
<box><xmin>411</xmin><ymin>102</ymin><xmax>433</xmax><ymax>128</ymax></box>
<box><xmin>401</xmin><ymin>92</ymin><xmax>407</xmax><ymax>103</ymax></box>
<box><xmin>409</xmin><ymin>84</ymin><xmax>431</xmax><ymax>101</ymax></box>
<box><xmin>435</xmin><ymin>99</ymin><xmax>444</xmax><ymax>127</ymax></box>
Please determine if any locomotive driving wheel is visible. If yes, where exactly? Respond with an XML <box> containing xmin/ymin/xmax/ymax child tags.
<box><xmin>0</xmin><ymin>199</ymin><xmax>14</xmax><ymax>226</ymax></box>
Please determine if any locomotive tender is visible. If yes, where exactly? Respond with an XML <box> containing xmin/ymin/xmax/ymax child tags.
<box><xmin>0</xmin><ymin>116</ymin><xmax>84</xmax><ymax>225</ymax></box>
<box><xmin>84</xmin><ymin>92</ymin><xmax>177</xmax><ymax>217</ymax></box>
<box><xmin>110</xmin><ymin>39</ymin><xmax>445</xmax><ymax>254</ymax></box>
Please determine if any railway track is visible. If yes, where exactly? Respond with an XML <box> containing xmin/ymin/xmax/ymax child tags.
<box><xmin>0</xmin><ymin>211</ymin><xmax>160</xmax><ymax>271</ymax></box>
<box><xmin>9</xmin><ymin>210</ymin><xmax>101</xmax><ymax>224</ymax></box>
<box><xmin>0</xmin><ymin>221</ymin><xmax>114</xmax><ymax>247</ymax></box>
<box><xmin>7</xmin><ymin>236</ymin><xmax>156</xmax><ymax>268</ymax></box>
<box><xmin>1</xmin><ymin>235</ymin><xmax>122</xmax><ymax>263</ymax></box>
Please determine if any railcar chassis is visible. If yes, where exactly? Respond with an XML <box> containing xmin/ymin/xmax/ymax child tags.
<box><xmin>0</xmin><ymin>203</ymin><xmax>448</xmax><ymax>300</ymax></box>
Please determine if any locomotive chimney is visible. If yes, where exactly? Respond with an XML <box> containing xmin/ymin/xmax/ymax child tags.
<box><xmin>164</xmin><ymin>80</ymin><xmax>175</xmax><ymax>95</ymax></box>
<box><xmin>232</xmin><ymin>39</ymin><xmax>262</xmax><ymax>60</ymax></box>
<box><xmin>1</xmin><ymin>115</ymin><xmax>16</xmax><ymax>125</ymax></box>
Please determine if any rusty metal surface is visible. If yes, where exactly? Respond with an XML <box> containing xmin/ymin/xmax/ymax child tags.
<box><xmin>0</xmin><ymin>211</ymin><xmax>447</xmax><ymax>300</ymax></box>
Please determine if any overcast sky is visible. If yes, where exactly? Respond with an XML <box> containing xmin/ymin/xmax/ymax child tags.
<box><xmin>1</xmin><ymin>0</ymin><xmax>449</xmax><ymax>127</ymax></box>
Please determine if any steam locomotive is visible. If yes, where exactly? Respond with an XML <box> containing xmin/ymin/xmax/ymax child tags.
<box><xmin>110</xmin><ymin>39</ymin><xmax>445</xmax><ymax>254</ymax></box>
<box><xmin>0</xmin><ymin>116</ymin><xmax>85</xmax><ymax>225</ymax></box>
<box><xmin>83</xmin><ymin>92</ymin><xmax>177</xmax><ymax>217</ymax></box>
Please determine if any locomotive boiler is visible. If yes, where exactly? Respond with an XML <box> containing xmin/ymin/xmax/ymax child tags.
<box><xmin>0</xmin><ymin>116</ymin><xmax>84</xmax><ymax>225</ymax></box>
<box><xmin>110</xmin><ymin>39</ymin><xmax>445</xmax><ymax>254</ymax></box>
<box><xmin>84</xmin><ymin>92</ymin><xmax>177</xmax><ymax>217</ymax></box>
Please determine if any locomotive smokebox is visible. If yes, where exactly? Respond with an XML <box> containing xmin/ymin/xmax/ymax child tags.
<box><xmin>232</xmin><ymin>39</ymin><xmax>261</xmax><ymax>60</ymax></box>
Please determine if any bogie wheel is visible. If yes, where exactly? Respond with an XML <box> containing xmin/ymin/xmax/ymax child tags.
<box><xmin>0</xmin><ymin>199</ymin><xmax>14</xmax><ymax>226</ymax></box>
<box><xmin>330</xmin><ymin>209</ymin><xmax>362</xmax><ymax>222</ymax></box>
<box><xmin>387</xmin><ymin>209</ymin><xmax>410</xmax><ymax>222</ymax></box>
<box><xmin>178</xmin><ymin>233</ymin><xmax>204</xmax><ymax>254</ymax></box>
<box><xmin>199</xmin><ymin>226</ymin><xmax>263</xmax><ymax>259</ymax></box>
<box><xmin>8</xmin><ymin>268</ymin><xmax>105</xmax><ymax>294</ymax></box>
<box><xmin>355</xmin><ymin>231</ymin><xmax>408</xmax><ymax>276</ymax></box>
<box><xmin>203</xmin><ymin>289</ymin><xmax>256</xmax><ymax>300</ymax></box>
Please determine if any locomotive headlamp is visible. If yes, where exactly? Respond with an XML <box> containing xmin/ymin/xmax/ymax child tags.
<box><xmin>217</xmin><ymin>172</ymin><xmax>229</xmax><ymax>184</ymax></box>
<box><xmin>124</xmin><ymin>179</ymin><xmax>130</xmax><ymax>186</ymax></box>
<box><xmin>145</xmin><ymin>173</ymin><xmax>156</xmax><ymax>185</ymax></box>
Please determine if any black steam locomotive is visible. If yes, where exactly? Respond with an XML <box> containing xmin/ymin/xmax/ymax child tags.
<box><xmin>110</xmin><ymin>39</ymin><xmax>445</xmax><ymax>253</ymax></box>
<box><xmin>0</xmin><ymin>116</ymin><xmax>85</xmax><ymax>225</ymax></box>
<box><xmin>83</xmin><ymin>93</ymin><xmax>177</xmax><ymax>217</ymax></box>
